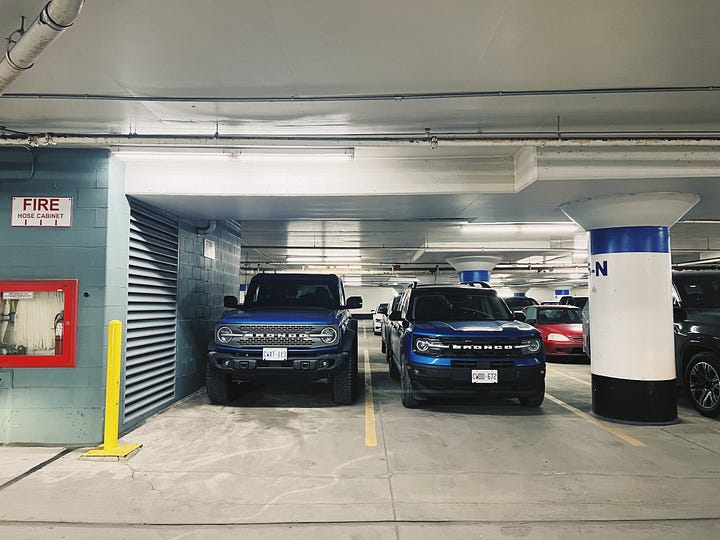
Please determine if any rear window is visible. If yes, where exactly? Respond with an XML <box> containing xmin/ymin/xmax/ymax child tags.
<box><xmin>675</xmin><ymin>274</ymin><xmax>720</xmax><ymax>309</ymax></box>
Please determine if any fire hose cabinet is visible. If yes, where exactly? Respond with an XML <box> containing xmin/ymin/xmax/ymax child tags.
<box><xmin>0</xmin><ymin>279</ymin><xmax>78</xmax><ymax>368</ymax></box>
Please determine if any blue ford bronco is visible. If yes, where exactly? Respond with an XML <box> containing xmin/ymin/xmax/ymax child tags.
<box><xmin>206</xmin><ymin>273</ymin><xmax>362</xmax><ymax>405</ymax></box>
<box><xmin>386</xmin><ymin>283</ymin><xmax>545</xmax><ymax>408</ymax></box>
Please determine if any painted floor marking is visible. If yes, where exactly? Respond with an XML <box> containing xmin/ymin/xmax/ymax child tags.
<box><xmin>548</xmin><ymin>366</ymin><xmax>592</xmax><ymax>386</ymax></box>
<box><xmin>545</xmin><ymin>392</ymin><xmax>646</xmax><ymax>447</ymax></box>
<box><xmin>363</xmin><ymin>349</ymin><xmax>377</xmax><ymax>447</ymax></box>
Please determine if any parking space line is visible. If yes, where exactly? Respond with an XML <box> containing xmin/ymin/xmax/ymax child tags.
<box><xmin>545</xmin><ymin>392</ymin><xmax>646</xmax><ymax>447</ymax></box>
<box><xmin>547</xmin><ymin>366</ymin><xmax>591</xmax><ymax>386</ymax></box>
<box><xmin>363</xmin><ymin>349</ymin><xmax>377</xmax><ymax>447</ymax></box>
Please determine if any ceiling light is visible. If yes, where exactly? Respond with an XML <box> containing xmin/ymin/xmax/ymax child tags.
<box><xmin>112</xmin><ymin>147</ymin><xmax>354</xmax><ymax>161</ymax></box>
<box><xmin>462</xmin><ymin>222</ymin><xmax>579</xmax><ymax>233</ymax></box>
<box><xmin>286</xmin><ymin>256</ymin><xmax>362</xmax><ymax>264</ymax></box>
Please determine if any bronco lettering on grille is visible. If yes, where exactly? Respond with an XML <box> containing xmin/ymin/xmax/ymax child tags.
<box><xmin>450</xmin><ymin>344</ymin><xmax>515</xmax><ymax>350</ymax></box>
<box><xmin>242</xmin><ymin>333</ymin><xmax>309</xmax><ymax>339</ymax></box>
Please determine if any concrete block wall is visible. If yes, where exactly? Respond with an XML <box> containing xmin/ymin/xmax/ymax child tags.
<box><xmin>0</xmin><ymin>148</ymin><xmax>114</xmax><ymax>445</ymax></box>
<box><xmin>176</xmin><ymin>222</ymin><xmax>242</xmax><ymax>399</ymax></box>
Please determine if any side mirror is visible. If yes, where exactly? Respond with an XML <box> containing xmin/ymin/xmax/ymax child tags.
<box><xmin>224</xmin><ymin>295</ymin><xmax>238</xmax><ymax>309</ymax></box>
<box><xmin>378</xmin><ymin>306</ymin><xmax>388</xmax><ymax>315</ymax></box>
<box><xmin>514</xmin><ymin>311</ymin><xmax>527</xmax><ymax>322</ymax></box>
<box><xmin>389</xmin><ymin>311</ymin><xmax>403</xmax><ymax>321</ymax></box>
<box><xmin>346</xmin><ymin>296</ymin><xmax>363</xmax><ymax>309</ymax></box>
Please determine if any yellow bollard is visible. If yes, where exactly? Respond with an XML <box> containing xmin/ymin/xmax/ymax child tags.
<box><xmin>83</xmin><ymin>320</ymin><xmax>141</xmax><ymax>459</ymax></box>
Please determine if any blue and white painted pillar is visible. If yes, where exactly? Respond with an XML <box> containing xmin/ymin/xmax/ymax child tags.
<box><xmin>561</xmin><ymin>192</ymin><xmax>699</xmax><ymax>424</ymax></box>
<box><xmin>447</xmin><ymin>256</ymin><xmax>503</xmax><ymax>285</ymax></box>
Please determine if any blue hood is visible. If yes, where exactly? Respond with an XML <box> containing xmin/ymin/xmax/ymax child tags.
<box><xmin>412</xmin><ymin>319</ymin><xmax>537</xmax><ymax>337</ymax></box>
<box><xmin>219</xmin><ymin>307</ymin><xmax>338</xmax><ymax>325</ymax></box>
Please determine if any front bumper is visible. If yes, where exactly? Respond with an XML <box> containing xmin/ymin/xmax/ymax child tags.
<box><xmin>406</xmin><ymin>359</ymin><xmax>545</xmax><ymax>398</ymax></box>
<box><xmin>208</xmin><ymin>349</ymin><xmax>350</xmax><ymax>381</ymax></box>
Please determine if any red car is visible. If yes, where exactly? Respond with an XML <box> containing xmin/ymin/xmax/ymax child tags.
<box><xmin>521</xmin><ymin>305</ymin><xmax>587</xmax><ymax>359</ymax></box>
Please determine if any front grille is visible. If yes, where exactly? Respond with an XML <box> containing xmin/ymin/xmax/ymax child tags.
<box><xmin>217</xmin><ymin>324</ymin><xmax>334</xmax><ymax>349</ymax></box>
<box><xmin>451</xmin><ymin>360</ymin><xmax>515</xmax><ymax>369</ymax></box>
<box><xmin>438</xmin><ymin>338</ymin><xmax>526</xmax><ymax>358</ymax></box>
<box><xmin>572</xmin><ymin>337</ymin><xmax>584</xmax><ymax>343</ymax></box>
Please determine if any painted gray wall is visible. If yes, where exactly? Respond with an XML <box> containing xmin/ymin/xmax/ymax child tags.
<box><xmin>1</xmin><ymin>149</ymin><xmax>243</xmax><ymax>444</ymax></box>
<box><xmin>175</xmin><ymin>222</ymin><xmax>242</xmax><ymax>400</ymax></box>
<box><xmin>0</xmin><ymin>148</ymin><xmax>112</xmax><ymax>445</ymax></box>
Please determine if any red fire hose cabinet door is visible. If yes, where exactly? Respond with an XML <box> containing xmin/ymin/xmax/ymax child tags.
<box><xmin>0</xmin><ymin>279</ymin><xmax>78</xmax><ymax>368</ymax></box>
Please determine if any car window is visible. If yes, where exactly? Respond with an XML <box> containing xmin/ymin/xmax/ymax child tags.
<box><xmin>675</xmin><ymin>274</ymin><xmax>720</xmax><ymax>308</ymax></box>
<box><xmin>536</xmin><ymin>308</ymin><xmax>582</xmax><ymax>324</ymax></box>
<box><xmin>246</xmin><ymin>279</ymin><xmax>338</xmax><ymax>307</ymax></box>
<box><xmin>410</xmin><ymin>290</ymin><xmax>512</xmax><ymax>322</ymax></box>
<box><xmin>524</xmin><ymin>307</ymin><xmax>537</xmax><ymax>320</ymax></box>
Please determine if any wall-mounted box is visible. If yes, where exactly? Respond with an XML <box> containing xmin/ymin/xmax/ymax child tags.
<box><xmin>0</xmin><ymin>279</ymin><xmax>78</xmax><ymax>368</ymax></box>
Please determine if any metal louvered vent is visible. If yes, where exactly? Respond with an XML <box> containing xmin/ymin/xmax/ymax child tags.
<box><xmin>122</xmin><ymin>201</ymin><xmax>178</xmax><ymax>426</ymax></box>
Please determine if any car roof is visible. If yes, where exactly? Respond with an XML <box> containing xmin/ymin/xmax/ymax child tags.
<box><xmin>411</xmin><ymin>284</ymin><xmax>496</xmax><ymax>294</ymax></box>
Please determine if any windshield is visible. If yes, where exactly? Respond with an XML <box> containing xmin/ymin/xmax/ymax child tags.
<box><xmin>536</xmin><ymin>308</ymin><xmax>582</xmax><ymax>324</ymax></box>
<box><xmin>410</xmin><ymin>290</ymin><xmax>512</xmax><ymax>322</ymax></box>
<box><xmin>675</xmin><ymin>274</ymin><xmax>720</xmax><ymax>309</ymax></box>
<box><xmin>245</xmin><ymin>278</ymin><xmax>339</xmax><ymax>308</ymax></box>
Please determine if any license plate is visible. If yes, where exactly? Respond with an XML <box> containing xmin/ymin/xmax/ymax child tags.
<box><xmin>263</xmin><ymin>347</ymin><xmax>288</xmax><ymax>361</ymax></box>
<box><xmin>471</xmin><ymin>369</ymin><xmax>498</xmax><ymax>384</ymax></box>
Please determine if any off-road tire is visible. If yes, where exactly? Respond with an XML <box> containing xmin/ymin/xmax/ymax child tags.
<box><xmin>519</xmin><ymin>381</ymin><xmax>545</xmax><ymax>407</ymax></box>
<box><xmin>333</xmin><ymin>357</ymin><xmax>355</xmax><ymax>405</ymax></box>
<box><xmin>686</xmin><ymin>352</ymin><xmax>720</xmax><ymax>418</ymax></box>
<box><xmin>206</xmin><ymin>365</ymin><xmax>236</xmax><ymax>405</ymax></box>
<box><xmin>387</xmin><ymin>346</ymin><xmax>400</xmax><ymax>380</ymax></box>
<box><xmin>400</xmin><ymin>357</ymin><xmax>419</xmax><ymax>408</ymax></box>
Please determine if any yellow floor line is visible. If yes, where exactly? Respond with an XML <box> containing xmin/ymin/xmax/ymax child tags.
<box><xmin>363</xmin><ymin>349</ymin><xmax>377</xmax><ymax>447</ymax></box>
<box><xmin>547</xmin><ymin>366</ymin><xmax>592</xmax><ymax>386</ymax></box>
<box><xmin>545</xmin><ymin>392</ymin><xmax>646</xmax><ymax>447</ymax></box>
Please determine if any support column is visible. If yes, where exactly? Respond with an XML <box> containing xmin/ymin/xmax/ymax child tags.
<box><xmin>447</xmin><ymin>256</ymin><xmax>502</xmax><ymax>285</ymax></box>
<box><xmin>561</xmin><ymin>192</ymin><xmax>699</xmax><ymax>424</ymax></box>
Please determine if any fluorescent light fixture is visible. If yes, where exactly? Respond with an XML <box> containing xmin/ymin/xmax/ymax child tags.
<box><xmin>112</xmin><ymin>147</ymin><xmax>355</xmax><ymax>162</ymax></box>
<box><xmin>463</xmin><ymin>222</ymin><xmax>579</xmax><ymax>233</ymax></box>
<box><xmin>113</xmin><ymin>150</ymin><xmax>229</xmax><ymax>161</ymax></box>
<box><xmin>235</xmin><ymin>147</ymin><xmax>354</xmax><ymax>161</ymax></box>
<box><xmin>287</xmin><ymin>256</ymin><xmax>362</xmax><ymax>264</ymax></box>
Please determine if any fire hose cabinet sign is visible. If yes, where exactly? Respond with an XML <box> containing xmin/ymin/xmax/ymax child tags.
<box><xmin>11</xmin><ymin>197</ymin><xmax>73</xmax><ymax>227</ymax></box>
<box><xmin>0</xmin><ymin>280</ymin><xmax>78</xmax><ymax>367</ymax></box>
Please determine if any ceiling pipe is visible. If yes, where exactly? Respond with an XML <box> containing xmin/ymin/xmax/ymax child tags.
<box><xmin>196</xmin><ymin>220</ymin><xmax>217</xmax><ymax>235</ymax></box>
<box><xmin>0</xmin><ymin>0</ymin><xmax>85</xmax><ymax>95</ymax></box>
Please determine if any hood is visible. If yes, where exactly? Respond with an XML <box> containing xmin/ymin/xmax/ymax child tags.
<box><xmin>219</xmin><ymin>307</ymin><xmax>337</xmax><ymax>325</ymax></box>
<box><xmin>412</xmin><ymin>319</ymin><xmax>537</xmax><ymax>337</ymax></box>
<box><xmin>538</xmin><ymin>323</ymin><xmax>583</xmax><ymax>338</ymax></box>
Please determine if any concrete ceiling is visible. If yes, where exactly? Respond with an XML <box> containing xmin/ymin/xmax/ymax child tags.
<box><xmin>1</xmin><ymin>0</ymin><xmax>720</xmax><ymax>289</ymax></box>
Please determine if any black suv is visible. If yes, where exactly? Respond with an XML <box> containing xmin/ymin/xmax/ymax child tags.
<box><xmin>386</xmin><ymin>284</ymin><xmax>545</xmax><ymax>408</ymax></box>
<box><xmin>207</xmin><ymin>273</ymin><xmax>362</xmax><ymax>405</ymax></box>
<box><xmin>673</xmin><ymin>271</ymin><xmax>720</xmax><ymax>417</ymax></box>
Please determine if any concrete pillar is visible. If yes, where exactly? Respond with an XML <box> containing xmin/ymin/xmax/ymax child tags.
<box><xmin>561</xmin><ymin>192</ymin><xmax>699</xmax><ymax>424</ymax></box>
<box><xmin>447</xmin><ymin>256</ymin><xmax>502</xmax><ymax>284</ymax></box>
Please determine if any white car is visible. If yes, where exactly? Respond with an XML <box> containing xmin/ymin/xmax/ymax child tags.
<box><xmin>372</xmin><ymin>303</ymin><xmax>388</xmax><ymax>335</ymax></box>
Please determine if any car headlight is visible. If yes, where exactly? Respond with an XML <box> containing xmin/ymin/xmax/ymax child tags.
<box><xmin>522</xmin><ymin>338</ymin><xmax>542</xmax><ymax>354</ymax></box>
<box><xmin>320</xmin><ymin>326</ymin><xmax>338</xmax><ymax>344</ymax></box>
<box><xmin>216</xmin><ymin>326</ymin><xmax>233</xmax><ymax>344</ymax></box>
<box><xmin>413</xmin><ymin>337</ymin><xmax>448</xmax><ymax>356</ymax></box>
<box><xmin>547</xmin><ymin>333</ymin><xmax>571</xmax><ymax>342</ymax></box>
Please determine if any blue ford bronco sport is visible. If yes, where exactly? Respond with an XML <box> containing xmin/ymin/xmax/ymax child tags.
<box><xmin>207</xmin><ymin>273</ymin><xmax>362</xmax><ymax>405</ymax></box>
<box><xmin>386</xmin><ymin>283</ymin><xmax>545</xmax><ymax>408</ymax></box>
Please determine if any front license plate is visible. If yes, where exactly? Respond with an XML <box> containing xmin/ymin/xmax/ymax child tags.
<box><xmin>471</xmin><ymin>369</ymin><xmax>498</xmax><ymax>384</ymax></box>
<box><xmin>263</xmin><ymin>347</ymin><xmax>288</xmax><ymax>361</ymax></box>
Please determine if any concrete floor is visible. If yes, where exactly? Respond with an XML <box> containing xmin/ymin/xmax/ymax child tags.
<box><xmin>1</xmin><ymin>322</ymin><xmax>719</xmax><ymax>539</ymax></box>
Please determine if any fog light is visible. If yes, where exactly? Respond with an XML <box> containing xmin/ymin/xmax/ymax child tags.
<box><xmin>223</xmin><ymin>360</ymin><xmax>231</xmax><ymax>368</ymax></box>
<box><xmin>413</xmin><ymin>369</ymin><xmax>420</xmax><ymax>375</ymax></box>
<box><xmin>321</xmin><ymin>360</ymin><xmax>329</xmax><ymax>368</ymax></box>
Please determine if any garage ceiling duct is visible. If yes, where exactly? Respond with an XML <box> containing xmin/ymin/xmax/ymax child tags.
<box><xmin>0</xmin><ymin>0</ymin><xmax>85</xmax><ymax>95</ymax></box>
